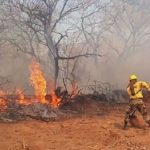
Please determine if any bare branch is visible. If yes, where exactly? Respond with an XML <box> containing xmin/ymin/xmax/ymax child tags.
<box><xmin>59</xmin><ymin>53</ymin><xmax>102</xmax><ymax>60</ymax></box>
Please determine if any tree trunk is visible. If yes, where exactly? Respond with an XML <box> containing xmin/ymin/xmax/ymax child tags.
<box><xmin>54</xmin><ymin>58</ymin><xmax>59</xmax><ymax>89</ymax></box>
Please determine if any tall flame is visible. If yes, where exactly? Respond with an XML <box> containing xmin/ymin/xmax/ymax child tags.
<box><xmin>0</xmin><ymin>58</ymin><xmax>73</xmax><ymax>111</ymax></box>
<box><xmin>29</xmin><ymin>59</ymin><xmax>61</xmax><ymax>107</ymax></box>
<box><xmin>29</xmin><ymin>59</ymin><xmax>48</xmax><ymax>104</ymax></box>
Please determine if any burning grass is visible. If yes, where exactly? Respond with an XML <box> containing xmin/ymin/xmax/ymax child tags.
<box><xmin>0</xmin><ymin>58</ymin><xmax>79</xmax><ymax>122</ymax></box>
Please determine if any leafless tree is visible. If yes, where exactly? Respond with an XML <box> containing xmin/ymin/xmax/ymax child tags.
<box><xmin>103</xmin><ymin>0</ymin><xmax>150</xmax><ymax>62</ymax></box>
<box><xmin>1</xmin><ymin>0</ymin><xmax>114</xmax><ymax>88</ymax></box>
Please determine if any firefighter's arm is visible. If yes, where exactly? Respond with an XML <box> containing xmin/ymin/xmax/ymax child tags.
<box><xmin>141</xmin><ymin>81</ymin><xmax>150</xmax><ymax>91</ymax></box>
<box><xmin>127</xmin><ymin>87</ymin><xmax>130</xmax><ymax>95</ymax></box>
<box><xmin>126</xmin><ymin>87</ymin><xmax>131</xmax><ymax>99</ymax></box>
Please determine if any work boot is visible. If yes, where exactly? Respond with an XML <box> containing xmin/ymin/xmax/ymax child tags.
<box><xmin>129</xmin><ymin>114</ymin><xmax>136</xmax><ymax>119</ymax></box>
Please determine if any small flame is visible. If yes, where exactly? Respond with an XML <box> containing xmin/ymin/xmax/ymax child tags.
<box><xmin>29</xmin><ymin>59</ymin><xmax>48</xmax><ymax>104</ymax></box>
<box><xmin>48</xmin><ymin>79</ymin><xmax>61</xmax><ymax>108</ymax></box>
<box><xmin>50</xmin><ymin>91</ymin><xmax>61</xmax><ymax>108</ymax></box>
<box><xmin>16</xmin><ymin>89</ymin><xmax>31</xmax><ymax>105</ymax></box>
<box><xmin>0</xmin><ymin>90</ymin><xmax>7</xmax><ymax>111</ymax></box>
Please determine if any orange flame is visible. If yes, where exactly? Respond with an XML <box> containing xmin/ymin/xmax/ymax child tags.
<box><xmin>0</xmin><ymin>90</ymin><xmax>7</xmax><ymax>111</ymax></box>
<box><xmin>16</xmin><ymin>89</ymin><xmax>31</xmax><ymax>105</ymax></box>
<box><xmin>29</xmin><ymin>59</ymin><xmax>48</xmax><ymax>104</ymax></box>
<box><xmin>48</xmin><ymin>79</ymin><xmax>61</xmax><ymax>108</ymax></box>
<box><xmin>0</xmin><ymin>59</ymin><xmax>71</xmax><ymax>110</ymax></box>
<box><xmin>50</xmin><ymin>91</ymin><xmax>61</xmax><ymax>108</ymax></box>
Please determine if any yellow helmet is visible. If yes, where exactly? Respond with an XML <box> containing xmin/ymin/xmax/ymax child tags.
<box><xmin>129</xmin><ymin>74</ymin><xmax>137</xmax><ymax>81</ymax></box>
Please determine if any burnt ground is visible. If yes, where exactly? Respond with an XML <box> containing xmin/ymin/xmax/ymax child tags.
<box><xmin>0</xmin><ymin>99</ymin><xmax>150</xmax><ymax>150</ymax></box>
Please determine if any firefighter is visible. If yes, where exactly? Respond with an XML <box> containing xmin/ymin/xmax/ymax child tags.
<box><xmin>124</xmin><ymin>74</ymin><xmax>150</xmax><ymax>129</ymax></box>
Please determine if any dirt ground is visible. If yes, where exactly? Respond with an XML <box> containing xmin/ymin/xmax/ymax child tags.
<box><xmin>0</xmin><ymin>101</ymin><xmax>150</xmax><ymax>150</ymax></box>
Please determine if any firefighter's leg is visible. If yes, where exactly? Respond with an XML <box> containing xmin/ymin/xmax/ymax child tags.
<box><xmin>139</xmin><ymin>103</ymin><xmax>150</xmax><ymax>126</ymax></box>
<box><xmin>124</xmin><ymin>105</ymin><xmax>132</xmax><ymax>129</ymax></box>
<box><xmin>124</xmin><ymin>114</ymin><xmax>129</xmax><ymax>129</ymax></box>
<box><xmin>124</xmin><ymin>103</ymin><xmax>137</xmax><ymax>129</ymax></box>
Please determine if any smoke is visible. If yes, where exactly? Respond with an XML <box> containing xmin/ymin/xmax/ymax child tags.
<box><xmin>0</xmin><ymin>0</ymin><xmax>150</xmax><ymax>94</ymax></box>
<box><xmin>99</xmin><ymin>48</ymin><xmax>150</xmax><ymax>89</ymax></box>
<box><xmin>0</xmin><ymin>48</ymin><xmax>32</xmax><ymax>94</ymax></box>
<box><xmin>1</xmin><ymin>42</ymin><xmax>150</xmax><ymax>94</ymax></box>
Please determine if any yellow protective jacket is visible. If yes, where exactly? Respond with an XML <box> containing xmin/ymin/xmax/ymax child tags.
<box><xmin>127</xmin><ymin>81</ymin><xmax>150</xmax><ymax>99</ymax></box>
